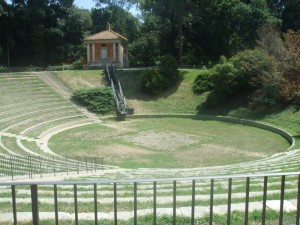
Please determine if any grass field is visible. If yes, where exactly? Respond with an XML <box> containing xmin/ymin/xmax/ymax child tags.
<box><xmin>54</xmin><ymin>70</ymin><xmax>106</xmax><ymax>91</ymax></box>
<box><xmin>49</xmin><ymin>117</ymin><xmax>290</xmax><ymax>168</ymax></box>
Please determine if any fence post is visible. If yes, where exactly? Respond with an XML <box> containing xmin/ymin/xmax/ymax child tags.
<box><xmin>114</xmin><ymin>183</ymin><xmax>117</xmax><ymax>225</ymax></box>
<box><xmin>227</xmin><ymin>178</ymin><xmax>232</xmax><ymax>225</ymax></box>
<box><xmin>94</xmin><ymin>184</ymin><xmax>98</xmax><ymax>225</ymax></box>
<box><xmin>173</xmin><ymin>180</ymin><xmax>176</xmax><ymax>225</ymax></box>
<box><xmin>74</xmin><ymin>184</ymin><xmax>78</xmax><ymax>225</ymax></box>
<box><xmin>210</xmin><ymin>179</ymin><xmax>214</xmax><ymax>225</ymax></box>
<box><xmin>245</xmin><ymin>177</ymin><xmax>250</xmax><ymax>225</ymax></box>
<box><xmin>54</xmin><ymin>184</ymin><xmax>59</xmax><ymax>225</ymax></box>
<box><xmin>31</xmin><ymin>185</ymin><xmax>39</xmax><ymax>225</ymax></box>
<box><xmin>12</xmin><ymin>185</ymin><xmax>17</xmax><ymax>225</ymax></box>
<box><xmin>134</xmin><ymin>182</ymin><xmax>137</xmax><ymax>225</ymax></box>
<box><xmin>153</xmin><ymin>181</ymin><xmax>157</xmax><ymax>225</ymax></box>
<box><xmin>191</xmin><ymin>180</ymin><xmax>195</xmax><ymax>225</ymax></box>
<box><xmin>296</xmin><ymin>175</ymin><xmax>300</xmax><ymax>225</ymax></box>
<box><xmin>279</xmin><ymin>175</ymin><xmax>285</xmax><ymax>225</ymax></box>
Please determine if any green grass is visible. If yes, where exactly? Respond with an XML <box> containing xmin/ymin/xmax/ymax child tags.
<box><xmin>53</xmin><ymin>70</ymin><xmax>106</xmax><ymax>91</ymax></box>
<box><xmin>116</xmin><ymin>69</ymin><xmax>207</xmax><ymax>114</ymax></box>
<box><xmin>0</xmin><ymin>207</ymin><xmax>297</xmax><ymax>225</ymax></box>
<box><xmin>49</xmin><ymin>117</ymin><xmax>290</xmax><ymax>169</ymax></box>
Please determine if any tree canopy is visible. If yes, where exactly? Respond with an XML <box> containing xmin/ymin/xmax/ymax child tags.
<box><xmin>0</xmin><ymin>0</ymin><xmax>299</xmax><ymax>67</ymax></box>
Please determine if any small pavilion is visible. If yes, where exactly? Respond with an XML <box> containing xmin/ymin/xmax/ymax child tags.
<box><xmin>84</xmin><ymin>24</ymin><xmax>129</xmax><ymax>68</ymax></box>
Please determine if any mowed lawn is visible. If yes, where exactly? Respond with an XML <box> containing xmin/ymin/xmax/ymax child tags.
<box><xmin>49</xmin><ymin>117</ymin><xmax>290</xmax><ymax>169</ymax></box>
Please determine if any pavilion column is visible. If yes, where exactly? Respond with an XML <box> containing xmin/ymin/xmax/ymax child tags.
<box><xmin>113</xmin><ymin>43</ymin><xmax>116</xmax><ymax>62</ymax></box>
<box><xmin>92</xmin><ymin>44</ymin><xmax>95</xmax><ymax>63</ymax></box>
<box><xmin>118</xmin><ymin>43</ymin><xmax>123</xmax><ymax>65</ymax></box>
<box><xmin>87</xmin><ymin>44</ymin><xmax>90</xmax><ymax>64</ymax></box>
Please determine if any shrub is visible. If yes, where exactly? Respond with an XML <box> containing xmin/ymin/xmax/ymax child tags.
<box><xmin>141</xmin><ymin>69</ymin><xmax>168</xmax><ymax>95</ymax></box>
<box><xmin>231</xmin><ymin>49</ymin><xmax>276</xmax><ymax>90</ymax></box>
<box><xmin>192</xmin><ymin>70</ymin><xmax>214</xmax><ymax>94</ymax></box>
<box><xmin>47</xmin><ymin>65</ymin><xmax>64</xmax><ymax>71</ymax></box>
<box><xmin>0</xmin><ymin>65</ymin><xmax>8</xmax><ymax>73</ymax></box>
<box><xmin>74</xmin><ymin>88</ymin><xmax>114</xmax><ymax>114</ymax></box>
<box><xmin>141</xmin><ymin>54</ymin><xmax>180</xmax><ymax>95</ymax></box>
<box><xmin>211</xmin><ymin>61</ymin><xmax>239</xmax><ymax>96</ymax></box>
<box><xmin>159</xmin><ymin>54</ymin><xmax>180</xmax><ymax>85</ymax></box>
<box><xmin>72</xmin><ymin>59</ymin><xmax>84</xmax><ymax>69</ymax></box>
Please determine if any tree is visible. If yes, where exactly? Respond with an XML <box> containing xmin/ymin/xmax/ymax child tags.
<box><xmin>282</xmin><ymin>0</ymin><xmax>300</xmax><ymax>31</ymax></box>
<box><xmin>91</xmin><ymin>5</ymin><xmax>140</xmax><ymax>42</ymax></box>
<box><xmin>0</xmin><ymin>0</ymin><xmax>88</xmax><ymax>66</ymax></box>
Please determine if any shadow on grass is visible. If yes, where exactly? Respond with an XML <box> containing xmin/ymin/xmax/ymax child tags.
<box><xmin>117</xmin><ymin>69</ymin><xmax>186</xmax><ymax>101</ymax></box>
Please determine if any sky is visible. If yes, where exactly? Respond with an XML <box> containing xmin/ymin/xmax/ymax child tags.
<box><xmin>75</xmin><ymin>0</ymin><xmax>96</xmax><ymax>9</ymax></box>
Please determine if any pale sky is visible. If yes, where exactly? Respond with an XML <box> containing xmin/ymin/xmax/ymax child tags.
<box><xmin>75</xmin><ymin>0</ymin><xmax>96</xmax><ymax>9</ymax></box>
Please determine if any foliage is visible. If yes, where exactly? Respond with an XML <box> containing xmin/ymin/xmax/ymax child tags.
<box><xmin>74</xmin><ymin>88</ymin><xmax>114</xmax><ymax>114</ymax></box>
<box><xmin>129</xmin><ymin>31</ymin><xmax>160</xmax><ymax>66</ymax></box>
<box><xmin>282</xmin><ymin>0</ymin><xmax>300</xmax><ymax>31</ymax></box>
<box><xmin>257</xmin><ymin>24</ymin><xmax>287</xmax><ymax>60</ymax></box>
<box><xmin>140</xmin><ymin>55</ymin><xmax>179</xmax><ymax>95</ymax></box>
<box><xmin>159</xmin><ymin>54</ymin><xmax>180</xmax><ymax>85</ymax></box>
<box><xmin>141</xmin><ymin>69</ymin><xmax>168</xmax><ymax>95</ymax></box>
<box><xmin>72</xmin><ymin>58</ymin><xmax>84</xmax><ymax>69</ymax></box>
<box><xmin>0</xmin><ymin>0</ymin><xmax>298</xmax><ymax>68</ymax></box>
<box><xmin>91</xmin><ymin>4</ymin><xmax>140</xmax><ymax>42</ymax></box>
<box><xmin>231</xmin><ymin>48</ymin><xmax>277</xmax><ymax>90</ymax></box>
<box><xmin>0</xmin><ymin>0</ymin><xmax>89</xmax><ymax>67</ymax></box>
<box><xmin>194</xmin><ymin>47</ymin><xmax>281</xmax><ymax>108</ymax></box>
<box><xmin>0</xmin><ymin>65</ymin><xmax>8</xmax><ymax>73</ymax></box>
<box><xmin>192</xmin><ymin>70</ymin><xmax>214</xmax><ymax>94</ymax></box>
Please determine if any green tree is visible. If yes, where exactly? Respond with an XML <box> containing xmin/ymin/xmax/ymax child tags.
<box><xmin>282</xmin><ymin>0</ymin><xmax>300</xmax><ymax>31</ymax></box>
<box><xmin>91</xmin><ymin>5</ymin><xmax>140</xmax><ymax>42</ymax></box>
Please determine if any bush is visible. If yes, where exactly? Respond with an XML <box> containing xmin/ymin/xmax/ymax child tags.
<box><xmin>231</xmin><ymin>49</ymin><xmax>276</xmax><ymax>90</ymax></box>
<box><xmin>192</xmin><ymin>70</ymin><xmax>214</xmax><ymax>94</ymax></box>
<box><xmin>47</xmin><ymin>65</ymin><xmax>64</xmax><ymax>71</ymax></box>
<box><xmin>72</xmin><ymin>59</ymin><xmax>84</xmax><ymax>69</ymax></box>
<box><xmin>0</xmin><ymin>65</ymin><xmax>8</xmax><ymax>73</ymax></box>
<box><xmin>159</xmin><ymin>54</ymin><xmax>180</xmax><ymax>85</ymax></box>
<box><xmin>74</xmin><ymin>88</ymin><xmax>114</xmax><ymax>114</ymax></box>
<box><xmin>141</xmin><ymin>69</ymin><xmax>168</xmax><ymax>95</ymax></box>
<box><xmin>141</xmin><ymin>54</ymin><xmax>180</xmax><ymax>95</ymax></box>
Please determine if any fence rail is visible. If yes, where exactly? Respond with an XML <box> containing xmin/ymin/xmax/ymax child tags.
<box><xmin>0</xmin><ymin>155</ymin><xmax>104</xmax><ymax>180</ymax></box>
<box><xmin>0</xmin><ymin>172</ymin><xmax>299</xmax><ymax>224</ymax></box>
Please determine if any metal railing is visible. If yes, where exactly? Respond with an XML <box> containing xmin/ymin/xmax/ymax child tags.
<box><xmin>0</xmin><ymin>172</ymin><xmax>299</xmax><ymax>224</ymax></box>
<box><xmin>104</xmin><ymin>64</ymin><xmax>131</xmax><ymax>116</ymax></box>
<box><xmin>0</xmin><ymin>155</ymin><xmax>104</xmax><ymax>180</ymax></box>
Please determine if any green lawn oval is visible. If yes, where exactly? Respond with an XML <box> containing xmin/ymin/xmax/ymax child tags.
<box><xmin>49</xmin><ymin>118</ymin><xmax>290</xmax><ymax>169</ymax></box>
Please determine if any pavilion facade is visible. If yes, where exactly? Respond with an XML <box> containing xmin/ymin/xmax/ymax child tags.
<box><xmin>84</xmin><ymin>25</ymin><xmax>129</xmax><ymax>68</ymax></box>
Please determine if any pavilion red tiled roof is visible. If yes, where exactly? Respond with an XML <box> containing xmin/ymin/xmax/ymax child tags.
<box><xmin>85</xmin><ymin>28</ymin><xmax>128</xmax><ymax>42</ymax></box>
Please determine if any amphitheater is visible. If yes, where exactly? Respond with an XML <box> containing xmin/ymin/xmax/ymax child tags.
<box><xmin>0</xmin><ymin>71</ymin><xmax>299</xmax><ymax>224</ymax></box>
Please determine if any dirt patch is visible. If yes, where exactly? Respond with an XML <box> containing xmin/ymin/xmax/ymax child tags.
<box><xmin>175</xmin><ymin>144</ymin><xmax>267</xmax><ymax>166</ymax></box>
<box><xmin>94</xmin><ymin>144</ymin><xmax>151</xmax><ymax>162</ymax></box>
<box><xmin>121</xmin><ymin>130</ymin><xmax>200</xmax><ymax>151</ymax></box>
